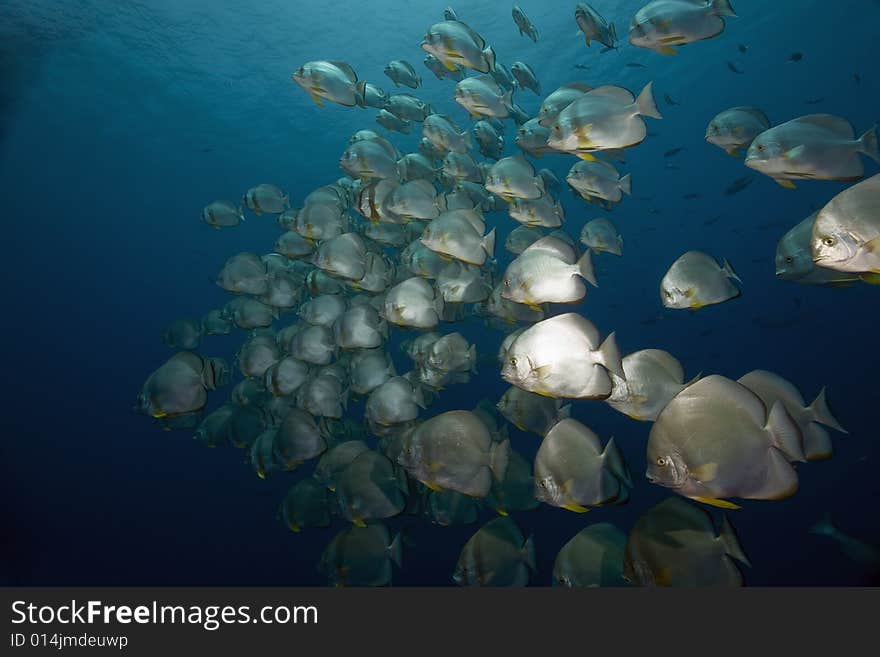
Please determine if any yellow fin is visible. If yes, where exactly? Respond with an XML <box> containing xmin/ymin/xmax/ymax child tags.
<box><xmin>726</xmin><ymin>148</ymin><xmax>740</xmax><ymax>158</ymax></box>
<box><xmin>425</xmin><ymin>482</ymin><xmax>443</xmax><ymax>492</ymax></box>
<box><xmin>859</xmin><ymin>272</ymin><xmax>880</xmax><ymax>285</ymax></box>
<box><xmin>562</xmin><ymin>503</ymin><xmax>590</xmax><ymax>513</ymax></box>
<box><xmin>309</xmin><ymin>92</ymin><xmax>324</xmax><ymax>106</ymax></box>
<box><xmin>693</xmin><ymin>496</ymin><xmax>741</xmax><ymax>510</ymax></box>
<box><xmin>352</xmin><ymin>519</ymin><xmax>367</xmax><ymax>528</ymax></box>
<box><xmin>257</xmin><ymin>471</ymin><xmax>266</xmax><ymax>480</ymax></box>
<box><xmin>577</xmin><ymin>152</ymin><xmax>598</xmax><ymax>161</ymax></box>
<box><xmin>657</xmin><ymin>46</ymin><xmax>679</xmax><ymax>55</ymax></box>
<box><xmin>442</xmin><ymin>59</ymin><xmax>459</xmax><ymax>72</ymax></box>
<box><xmin>496</xmin><ymin>508</ymin><xmax>509</xmax><ymax>517</ymax></box>
<box><xmin>289</xmin><ymin>524</ymin><xmax>301</xmax><ymax>533</ymax></box>
<box><xmin>775</xmin><ymin>178</ymin><xmax>796</xmax><ymax>190</ymax></box>
<box><xmin>151</xmin><ymin>411</ymin><xmax>168</xmax><ymax>419</ymax></box>
<box><xmin>692</xmin><ymin>462</ymin><xmax>718</xmax><ymax>482</ymax></box>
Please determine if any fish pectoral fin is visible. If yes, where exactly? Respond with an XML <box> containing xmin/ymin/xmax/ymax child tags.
<box><xmin>692</xmin><ymin>496</ymin><xmax>742</xmax><ymax>510</ymax></box>
<box><xmin>656</xmin><ymin>46</ymin><xmax>679</xmax><ymax>55</ymax></box>
<box><xmin>725</xmin><ymin>148</ymin><xmax>740</xmax><ymax>157</ymax></box>
<box><xmin>691</xmin><ymin>462</ymin><xmax>719</xmax><ymax>483</ymax></box>
<box><xmin>496</xmin><ymin>508</ymin><xmax>509</xmax><ymax>517</ymax></box>
<box><xmin>577</xmin><ymin>152</ymin><xmax>598</xmax><ymax>161</ymax></box>
<box><xmin>308</xmin><ymin>92</ymin><xmax>324</xmax><ymax>106</ymax></box>
<box><xmin>859</xmin><ymin>272</ymin><xmax>880</xmax><ymax>285</ymax></box>
<box><xmin>774</xmin><ymin>178</ymin><xmax>797</xmax><ymax>189</ymax></box>
<box><xmin>784</xmin><ymin>146</ymin><xmax>805</xmax><ymax>160</ymax></box>
<box><xmin>561</xmin><ymin>503</ymin><xmax>590</xmax><ymax>513</ymax></box>
<box><xmin>352</xmin><ymin>518</ymin><xmax>367</xmax><ymax>528</ymax></box>
<box><xmin>424</xmin><ymin>481</ymin><xmax>443</xmax><ymax>492</ymax></box>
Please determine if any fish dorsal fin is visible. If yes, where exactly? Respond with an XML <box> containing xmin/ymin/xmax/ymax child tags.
<box><xmin>329</xmin><ymin>61</ymin><xmax>358</xmax><ymax>83</ymax></box>
<box><xmin>586</xmin><ymin>85</ymin><xmax>635</xmax><ymax>104</ymax></box>
<box><xmin>730</xmin><ymin>106</ymin><xmax>771</xmax><ymax>129</ymax></box>
<box><xmin>451</xmin><ymin>19</ymin><xmax>486</xmax><ymax>50</ymax></box>
<box><xmin>790</xmin><ymin>114</ymin><xmax>856</xmax><ymax>139</ymax></box>
<box><xmin>738</xmin><ymin>369</ymin><xmax>806</xmax><ymax>407</ymax></box>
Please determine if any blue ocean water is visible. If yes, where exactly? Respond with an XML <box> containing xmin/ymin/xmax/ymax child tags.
<box><xmin>2</xmin><ymin>0</ymin><xmax>878</xmax><ymax>586</ymax></box>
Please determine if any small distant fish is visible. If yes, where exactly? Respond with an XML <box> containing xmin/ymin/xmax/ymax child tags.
<box><xmin>737</xmin><ymin>44</ymin><xmax>748</xmax><ymax>54</ymax></box>
<box><xmin>626</xmin><ymin>62</ymin><xmax>647</xmax><ymax>68</ymax></box>
<box><xmin>574</xmin><ymin>63</ymin><xmax>591</xmax><ymax>70</ymax></box>
<box><xmin>724</xmin><ymin>176</ymin><xmax>754</xmax><ymax>196</ymax></box>
<box><xmin>726</xmin><ymin>61</ymin><xmax>743</xmax><ymax>74</ymax></box>
<box><xmin>683</xmin><ymin>193</ymin><xmax>701</xmax><ymax>200</ymax></box>
<box><xmin>664</xmin><ymin>94</ymin><xmax>679</xmax><ymax>106</ymax></box>
<box><xmin>804</xmin><ymin>97</ymin><xmax>825</xmax><ymax>105</ymax></box>
<box><xmin>853</xmin><ymin>73</ymin><xmax>861</xmax><ymax>85</ymax></box>
<box><xmin>664</xmin><ymin>147</ymin><xmax>685</xmax><ymax>158</ymax></box>
<box><xmin>787</xmin><ymin>52</ymin><xmax>804</xmax><ymax>63</ymax></box>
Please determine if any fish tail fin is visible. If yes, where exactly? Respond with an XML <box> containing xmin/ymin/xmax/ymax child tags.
<box><xmin>488</xmin><ymin>437</ymin><xmax>510</xmax><ymax>481</ymax></box>
<box><xmin>858</xmin><ymin>124</ymin><xmax>879</xmax><ymax>163</ymax></box>
<box><xmin>766</xmin><ymin>400</ymin><xmax>807</xmax><ymax>462</ymax></box>
<box><xmin>596</xmin><ymin>332</ymin><xmax>625</xmax><ymax>379</ymax></box>
<box><xmin>636</xmin><ymin>81</ymin><xmax>663</xmax><ymax>120</ymax></box>
<box><xmin>808</xmin><ymin>387</ymin><xmax>848</xmax><ymax>433</ymax></box>
<box><xmin>482</xmin><ymin>227</ymin><xmax>497</xmax><ymax>258</ymax></box>
<box><xmin>388</xmin><ymin>532</ymin><xmax>404</xmax><ymax>568</ymax></box>
<box><xmin>354</xmin><ymin>80</ymin><xmax>367</xmax><ymax>107</ymax></box>
<box><xmin>576</xmin><ymin>249</ymin><xmax>598</xmax><ymax>287</ymax></box>
<box><xmin>721</xmin><ymin>258</ymin><xmax>742</xmax><ymax>284</ymax></box>
<box><xmin>619</xmin><ymin>173</ymin><xmax>632</xmax><ymax>196</ymax></box>
<box><xmin>601</xmin><ymin>436</ymin><xmax>633</xmax><ymax>488</ymax></box>
<box><xmin>719</xmin><ymin>515</ymin><xmax>751</xmax><ymax>566</ymax></box>
<box><xmin>484</xmin><ymin>45</ymin><xmax>496</xmax><ymax>72</ymax></box>
<box><xmin>809</xmin><ymin>512</ymin><xmax>839</xmax><ymax>539</ymax></box>
<box><xmin>522</xmin><ymin>534</ymin><xmax>537</xmax><ymax>572</ymax></box>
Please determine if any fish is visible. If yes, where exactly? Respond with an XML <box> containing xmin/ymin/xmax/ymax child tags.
<box><xmin>423</xmin><ymin>54</ymin><xmax>464</xmax><ymax>81</ymax></box>
<box><xmin>705</xmin><ymin>106</ymin><xmax>770</xmax><ymax>157</ymax></box>
<box><xmin>291</xmin><ymin>60</ymin><xmax>363</xmax><ymax>107</ymax></box>
<box><xmin>737</xmin><ymin>370</ymin><xmax>847</xmax><ymax>461</ymax></box>
<box><xmin>553</xmin><ymin>523</ymin><xmax>628</xmax><ymax>587</ymax></box>
<box><xmin>422</xmin><ymin>113</ymin><xmax>472</xmax><ymax>153</ymax></box>
<box><xmin>775</xmin><ymin>212</ymin><xmax>862</xmax><ymax>286</ymax></box>
<box><xmin>355</xmin><ymin>81</ymin><xmax>390</xmax><ymax>109</ymax></box>
<box><xmin>787</xmin><ymin>52</ymin><xmax>804</xmax><ymax>63</ymax></box>
<box><xmin>162</xmin><ymin>318</ymin><xmax>203</xmax><ymax>350</ymax></box>
<box><xmin>264</xmin><ymin>356</ymin><xmax>310</xmax><ymax>398</ymax></box>
<box><xmin>420</xmin><ymin>20</ymin><xmax>496</xmax><ymax>74</ymax></box>
<box><xmin>279</xmin><ymin>479</ymin><xmax>333</xmax><ymax>532</ymax></box>
<box><xmin>497</xmin><ymin>385</ymin><xmax>571</xmax><ymax>436</ymax></box>
<box><xmin>575</xmin><ymin>3</ymin><xmax>618</xmax><ymax>50</ymax></box>
<box><xmin>501</xmin><ymin>236</ymin><xmax>597</xmax><ymax>307</ymax></box>
<box><xmin>365</xmin><ymin>376</ymin><xmax>426</xmax><ymax>428</ymax></box>
<box><xmin>335</xmin><ymin>450</ymin><xmax>408</xmax><ymax>526</ymax></box>
<box><xmin>660</xmin><ymin>250</ymin><xmax>742</xmax><ymax>309</ymax></box>
<box><xmin>726</xmin><ymin>61</ymin><xmax>743</xmax><ymax>74</ymax></box>
<box><xmin>580</xmin><ymin>218</ymin><xmax>624</xmax><ymax>256</ymax></box>
<box><xmin>319</xmin><ymin>523</ymin><xmax>402</xmax><ymax>587</ymax></box>
<box><xmin>606</xmin><ymin>349</ymin><xmax>698</xmax><ymax>421</ymax></box>
<box><xmin>376</xmin><ymin>109</ymin><xmax>411</xmax><ymax>134</ymax></box>
<box><xmin>567</xmin><ymin>159</ymin><xmax>632</xmax><ymax>204</ymax></box>
<box><xmin>547</xmin><ymin>82</ymin><xmax>662</xmax><ymax>156</ymax></box>
<box><xmin>454</xmin><ymin>74</ymin><xmax>513</xmax><ymax>118</ymax></box>
<box><xmin>810</xmin><ymin>174</ymin><xmax>880</xmax><ymax>274</ymax></box>
<box><xmin>339</xmin><ymin>137</ymin><xmax>399</xmax><ymax>181</ymax></box>
<box><xmin>538</xmin><ymin>82</ymin><xmax>593</xmax><ymax>126</ymax></box>
<box><xmin>484</xmin><ymin>155</ymin><xmax>546</xmax><ymax>200</ymax></box>
<box><xmin>136</xmin><ymin>351</ymin><xmax>229</xmax><ymax>419</ymax></box>
<box><xmin>201</xmin><ymin>200</ymin><xmax>244</xmax><ymax>229</ymax></box>
<box><xmin>420</xmin><ymin>209</ymin><xmax>496</xmax><ymax>266</ymax></box>
<box><xmin>487</xmin><ymin>448</ymin><xmax>539</xmax><ymax>515</ymax></box>
<box><xmin>534</xmin><ymin>418</ymin><xmax>632</xmax><ymax>512</ymax></box>
<box><xmin>627</xmin><ymin>62</ymin><xmax>648</xmax><ymax>68</ymax></box>
<box><xmin>426</xmin><ymin>489</ymin><xmax>480</xmax><ymax>526</ymax></box>
<box><xmin>384</xmin><ymin>60</ymin><xmax>421</xmax><ymax>89</ymax></box>
<box><xmin>623</xmin><ymin>497</ymin><xmax>750</xmax><ymax>586</ymax></box>
<box><xmin>382</xmin><ymin>277</ymin><xmax>444</xmax><ymax>329</ymax></box>
<box><xmin>512</xmin><ymin>5</ymin><xmax>539</xmax><ymax>42</ymax></box>
<box><xmin>629</xmin><ymin>0</ymin><xmax>738</xmax><ymax>55</ymax></box>
<box><xmin>501</xmin><ymin>312</ymin><xmax>623</xmax><ymax>399</ymax></box>
<box><xmin>663</xmin><ymin>93</ymin><xmax>679</xmax><ymax>106</ymax></box>
<box><xmin>508</xmin><ymin>195</ymin><xmax>566</xmax><ymax>228</ymax></box>
<box><xmin>646</xmin><ymin>375</ymin><xmax>806</xmax><ymax>507</ymax></box>
<box><xmin>235</xmin><ymin>331</ymin><xmax>280</xmax><ymax>379</ymax></box>
<box><xmin>745</xmin><ymin>114</ymin><xmax>879</xmax><ymax>188</ymax></box>
<box><xmin>453</xmin><ymin>517</ymin><xmax>535</xmax><ymax>586</ymax></box>
<box><xmin>510</xmin><ymin>61</ymin><xmax>541</xmax><ymax>95</ymax></box>
<box><xmin>398</xmin><ymin>410</ymin><xmax>510</xmax><ymax>497</ymax></box>
<box><xmin>724</xmin><ymin>175</ymin><xmax>754</xmax><ymax>195</ymax></box>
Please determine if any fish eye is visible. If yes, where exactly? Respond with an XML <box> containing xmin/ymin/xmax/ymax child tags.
<box><xmin>656</xmin><ymin>457</ymin><xmax>667</xmax><ymax>466</ymax></box>
<box><xmin>503</xmin><ymin>278</ymin><xmax>511</xmax><ymax>287</ymax></box>
<box><xmin>509</xmin><ymin>357</ymin><xmax>518</xmax><ymax>367</ymax></box>
<box><xmin>538</xmin><ymin>480</ymin><xmax>547</xmax><ymax>488</ymax></box>
<box><xmin>757</xmin><ymin>144</ymin><xmax>765</xmax><ymax>151</ymax></box>
<box><xmin>785</xmin><ymin>256</ymin><xmax>794</xmax><ymax>263</ymax></box>
<box><xmin>823</xmin><ymin>237</ymin><xmax>836</xmax><ymax>247</ymax></box>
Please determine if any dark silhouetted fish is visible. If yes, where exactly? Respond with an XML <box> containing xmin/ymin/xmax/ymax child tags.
<box><xmin>664</xmin><ymin>147</ymin><xmax>685</xmax><ymax>158</ymax></box>
<box><xmin>727</xmin><ymin>61</ymin><xmax>743</xmax><ymax>74</ymax></box>
<box><xmin>724</xmin><ymin>176</ymin><xmax>754</xmax><ymax>195</ymax></box>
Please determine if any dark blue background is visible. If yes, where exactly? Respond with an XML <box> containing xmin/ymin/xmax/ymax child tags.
<box><xmin>2</xmin><ymin>0</ymin><xmax>878</xmax><ymax>586</ymax></box>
